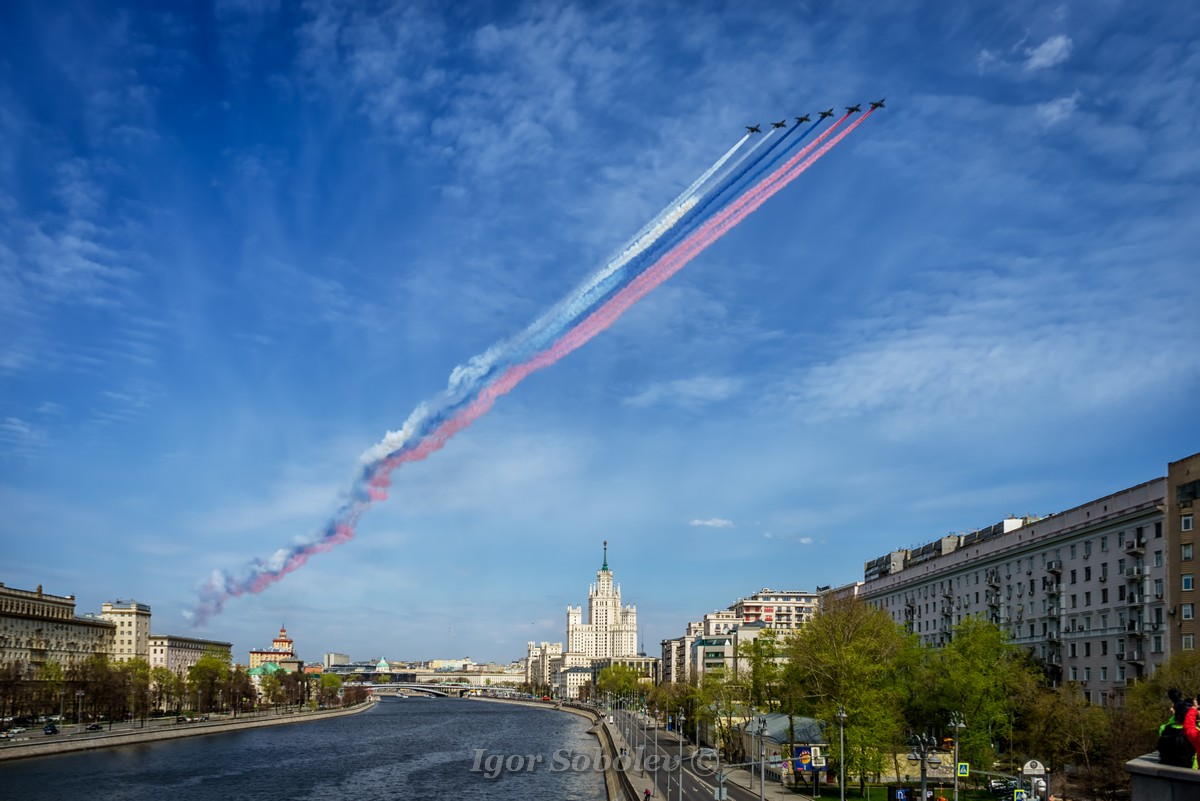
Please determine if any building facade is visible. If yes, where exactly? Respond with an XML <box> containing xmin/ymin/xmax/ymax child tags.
<box><xmin>565</xmin><ymin>542</ymin><xmax>638</xmax><ymax>659</ymax></box>
<box><xmin>729</xmin><ymin>588</ymin><xmax>819</xmax><ymax>631</ymax></box>
<box><xmin>100</xmin><ymin>600</ymin><xmax>152</xmax><ymax>663</ymax></box>
<box><xmin>0</xmin><ymin>583</ymin><xmax>114</xmax><ymax>674</ymax></box>
<box><xmin>525</xmin><ymin>641</ymin><xmax>563</xmax><ymax>688</ymax></box>
<box><xmin>1167</xmin><ymin>453</ymin><xmax>1200</xmax><ymax>655</ymax></box>
<box><xmin>859</xmin><ymin>476</ymin><xmax>1170</xmax><ymax>706</ymax></box>
<box><xmin>248</xmin><ymin>625</ymin><xmax>296</xmax><ymax>668</ymax></box>
<box><xmin>148</xmin><ymin>634</ymin><xmax>233</xmax><ymax>675</ymax></box>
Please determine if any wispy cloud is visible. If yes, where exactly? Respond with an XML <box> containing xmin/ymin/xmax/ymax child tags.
<box><xmin>690</xmin><ymin>518</ymin><xmax>734</xmax><ymax>528</ymax></box>
<box><xmin>624</xmin><ymin>375</ymin><xmax>743</xmax><ymax>409</ymax></box>
<box><xmin>1024</xmin><ymin>35</ymin><xmax>1073</xmax><ymax>71</ymax></box>
<box><xmin>1035</xmin><ymin>91</ymin><xmax>1081</xmax><ymax>126</ymax></box>
<box><xmin>763</xmin><ymin>532</ymin><xmax>813</xmax><ymax>545</ymax></box>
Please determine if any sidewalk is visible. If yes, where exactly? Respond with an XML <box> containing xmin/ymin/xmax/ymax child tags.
<box><xmin>604</xmin><ymin>717</ymin><xmax>820</xmax><ymax>801</ymax></box>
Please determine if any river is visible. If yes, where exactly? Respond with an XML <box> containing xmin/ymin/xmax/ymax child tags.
<box><xmin>0</xmin><ymin>697</ymin><xmax>607</xmax><ymax>801</ymax></box>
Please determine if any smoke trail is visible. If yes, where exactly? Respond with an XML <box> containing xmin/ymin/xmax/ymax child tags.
<box><xmin>192</xmin><ymin>110</ymin><xmax>875</xmax><ymax>623</ymax></box>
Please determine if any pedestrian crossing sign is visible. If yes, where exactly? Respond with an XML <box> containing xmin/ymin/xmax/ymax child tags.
<box><xmin>957</xmin><ymin>762</ymin><xmax>969</xmax><ymax>777</ymax></box>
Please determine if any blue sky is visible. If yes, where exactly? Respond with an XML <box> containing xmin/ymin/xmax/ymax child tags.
<box><xmin>2</xmin><ymin>0</ymin><xmax>1198</xmax><ymax>666</ymax></box>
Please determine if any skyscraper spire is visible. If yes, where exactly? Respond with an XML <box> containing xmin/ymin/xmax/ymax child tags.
<box><xmin>602</xmin><ymin>540</ymin><xmax>608</xmax><ymax>571</ymax></box>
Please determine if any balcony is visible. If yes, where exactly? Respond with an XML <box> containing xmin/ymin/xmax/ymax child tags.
<box><xmin>987</xmin><ymin>571</ymin><xmax>1001</xmax><ymax>588</ymax></box>
<box><xmin>1127</xmin><ymin>650</ymin><xmax>1145</xmax><ymax>664</ymax></box>
<box><xmin>1128</xmin><ymin>594</ymin><xmax>1144</xmax><ymax>606</ymax></box>
<box><xmin>1125</xmin><ymin>566</ymin><xmax>1145</xmax><ymax>581</ymax></box>
<box><xmin>1125</xmin><ymin>537</ymin><xmax>1147</xmax><ymax>555</ymax></box>
<box><xmin>1047</xmin><ymin>560</ymin><xmax>1063</xmax><ymax>574</ymax></box>
<box><xmin>1046</xmin><ymin>583</ymin><xmax>1062</xmax><ymax>597</ymax></box>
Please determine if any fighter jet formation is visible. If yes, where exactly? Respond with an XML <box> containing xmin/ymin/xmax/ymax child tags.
<box><xmin>746</xmin><ymin>101</ymin><xmax>884</xmax><ymax>132</ymax></box>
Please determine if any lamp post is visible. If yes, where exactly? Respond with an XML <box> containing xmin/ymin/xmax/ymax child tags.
<box><xmin>652</xmin><ymin>705</ymin><xmax>659</xmax><ymax>796</ymax></box>
<box><xmin>906</xmin><ymin>734</ymin><xmax>942</xmax><ymax>801</ymax></box>
<box><xmin>678</xmin><ymin>712</ymin><xmax>686</xmax><ymax>801</ymax></box>
<box><xmin>950</xmin><ymin>715</ymin><xmax>966</xmax><ymax>801</ymax></box>
<box><xmin>758</xmin><ymin>716</ymin><xmax>768</xmax><ymax>801</ymax></box>
<box><xmin>641</xmin><ymin>700</ymin><xmax>649</xmax><ymax>777</ymax></box>
<box><xmin>75</xmin><ymin>690</ymin><xmax>84</xmax><ymax>734</ymax></box>
<box><xmin>836</xmin><ymin>706</ymin><xmax>848</xmax><ymax>801</ymax></box>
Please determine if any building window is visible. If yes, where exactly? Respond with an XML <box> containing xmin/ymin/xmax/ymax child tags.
<box><xmin>1155</xmin><ymin>550</ymin><xmax>1164</xmax><ymax>567</ymax></box>
<box><xmin>1185</xmin><ymin>515</ymin><xmax>1195</xmax><ymax>532</ymax></box>
<box><xmin>1101</xmin><ymin>535</ymin><xmax>1108</xmax><ymax>553</ymax></box>
<box><xmin>1184</xmin><ymin>604</ymin><xmax>1195</xmax><ymax>621</ymax></box>
<box><xmin>1155</xmin><ymin>578</ymin><xmax>1164</xmax><ymax>597</ymax></box>
<box><xmin>1101</xmin><ymin>588</ymin><xmax>1108</xmax><ymax>603</ymax></box>
<box><xmin>1185</xmin><ymin>635</ymin><xmax>1195</xmax><ymax>651</ymax></box>
<box><xmin>1101</xmin><ymin>666</ymin><xmax>1109</xmax><ymax>681</ymax></box>
<box><xmin>1185</xmin><ymin>543</ymin><xmax>1195</xmax><ymax>561</ymax></box>
<box><xmin>1070</xmin><ymin>544</ymin><xmax>1077</xmax><ymax>559</ymax></box>
<box><xmin>1185</xmin><ymin>575</ymin><xmax>1195</xmax><ymax>591</ymax></box>
<box><xmin>1070</xmin><ymin>569</ymin><xmax>1077</xmax><ymax>585</ymax></box>
<box><xmin>1070</xmin><ymin>666</ymin><xmax>1078</xmax><ymax>681</ymax></box>
<box><xmin>1085</xmin><ymin>566</ymin><xmax>1092</xmax><ymax>581</ymax></box>
<box><xmin>1084</xmin><ymin>667</ymin><xmax>1092</xmax><ymax>681</ymax></box>
<box><xmin>1153</xmin><ymin>635</ymin><xmax>1163</xmax><ymax>653</ymax></box>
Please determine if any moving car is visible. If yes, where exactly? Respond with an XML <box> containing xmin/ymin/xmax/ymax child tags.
<box><xmin>43</xmin><ymin>724</ymin><xmax>58</xmax><ymax>735</ymax></box>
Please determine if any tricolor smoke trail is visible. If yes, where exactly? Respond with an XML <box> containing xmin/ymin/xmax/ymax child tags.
<box><xmin>192</xmin><ymin>108</ymin><xmax>877</xmax><ymax>623</ymax></box>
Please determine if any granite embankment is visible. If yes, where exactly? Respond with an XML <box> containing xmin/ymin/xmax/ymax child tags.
<box><xmin>0</xmin><ymin>700</ymin><xmax>375</xmax><ymax>761</ymax></box>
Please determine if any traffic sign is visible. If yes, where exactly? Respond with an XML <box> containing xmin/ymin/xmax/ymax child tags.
<box><xmin>957</xmin><ymin>762</ymin><xmax>970</xmax><ymax>777</ymax></box>
<box><xmin>1013</xmin><ymin>790</ymin><xmax>1027</xmax><ymax>801</ymax></box>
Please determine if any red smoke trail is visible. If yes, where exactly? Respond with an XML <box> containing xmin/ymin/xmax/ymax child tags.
<box><xmin>198</xmin><ymin>110</ymin><xmax>876</xmax><ymax>617</ymax></box>
<box><xmin>362</xmin><ymin>111</ymin><xmax>876</xmax><ymax>487</ymax></box>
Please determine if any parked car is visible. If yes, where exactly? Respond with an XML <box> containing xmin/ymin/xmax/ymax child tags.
<box><xmin>85</xmin><ymin>723</ymin><xmax>102</xmax><ymax>731</ymax></box>
<box><xmin>43</xmin><ymin>724</ymin><xmax>58</xmax><ymax>735</ymax></box>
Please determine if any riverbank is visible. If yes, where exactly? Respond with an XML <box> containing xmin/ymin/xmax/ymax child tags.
<box><xmin>0</xmin><ymin>700</ymin><xmax>375</xmax><ymax>762</ymax></box>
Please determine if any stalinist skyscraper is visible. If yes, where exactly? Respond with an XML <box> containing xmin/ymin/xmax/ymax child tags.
<box><xmin>566</xmin><ymin>541</ymin><xmax>638</xmax><ymax>658</ymax></box>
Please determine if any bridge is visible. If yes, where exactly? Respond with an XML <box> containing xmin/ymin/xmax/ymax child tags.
<box><xmin>356</xmin><ymin>682</ymin><xmax>523</xmax><ymax>699</ymax></box>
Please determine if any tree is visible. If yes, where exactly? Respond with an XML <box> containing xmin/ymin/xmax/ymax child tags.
<box><xmin>738</xmin><ymin>629</ymin><xmax>781</xmax><ymax>711</ymax></box>
<box><xmin>918</xmin><ymin>616</ymin><xmax>1040</xmax><ymax>777</ymax></box>
<box><xmin>121</xmin><ymin>659</ymin><xmax>152</xmax><ymax>726</ymax></box>
<box><xmin>596</xmin><ymin>664</ymin><xmax>643</xmax><ymax>699</ymax></box>
<box><xmin>781</xmin><ymin>595</ymin><xmax>912</xmax><ymax>794</ymax></box>
<box><xmin>318</xmin><ymin>673</ymin><xmax>343</xmax><ymax>707</ymax></box>
<box><xmin>188</xmin><ymin>651</ymin><xmax>231</xmax><ymax>712</ymax></box>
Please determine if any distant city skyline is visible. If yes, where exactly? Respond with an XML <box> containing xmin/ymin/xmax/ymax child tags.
<box><xmin>2</xmin><ymin>2</ymin><xmax>1198</xmax><ymax>664</ymax></box>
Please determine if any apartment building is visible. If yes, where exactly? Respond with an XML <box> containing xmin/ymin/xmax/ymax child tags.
<box><xmin>1166</xmin><ymin>453</ymin><xmax>1200</xmax><ymax>654</ymax></box>
<box><xmin>148</xmin><ymin>633</ymin><xmax>233</xmax><ymax>675</ymax></box>
<box><xmin>100</xmin><ymin>600</ymin><xmax>152</xmax><ymax>663</ymax></box>
<box><xmin>0</xmin><ymin>582</ymin><xmax>114</xmax><ymax>673</ymax></box>
<box><xmin>860</xmin><ymin>475</ymin><xmax>1171</xmax><ymax>706</ymax></box>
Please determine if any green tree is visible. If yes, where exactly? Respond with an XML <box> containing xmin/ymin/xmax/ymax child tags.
<box><xmin>918</xmin><ymin>616</ymin><xmax>1039</xmax><ymax>776</ymax></box>
<box><xmin>121</xmin><ymin>658</ymin><xmax>152</xmax><ymax>726</ymax></box>
<box><xmin>318</xmin><ymin>673</ymin><xmax>343</xmax><ymax>707</ymax></box>
<box><xmin>781</xmin><ymin>595</ymin><xmax>911</xmax><ymax>794</ymax></box>
<box><xmin>596</xmin><ymin>664</ymin><xmax>643</xmax><ymax>698</ymax></box>
<box><xmin>738</xmin><ymin>629</ymin><xmax>781</xmax><ymax>711</ymax></box>
<box><xmin>187</xmin><ymin>651</ymin><xmax>231</xmax><ymax>712</ymax></box>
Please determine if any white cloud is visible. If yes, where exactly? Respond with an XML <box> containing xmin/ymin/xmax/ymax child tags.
<box><xmin>1024</xmin><ymin>35</ymin><xmax>1073</xmax><ymax>71</ymax></box>
<box><xmin>690</xmin><ymin>518</ymin><xmax>734</xmax><ymax>528</ymax></box>
<box><xmin>624</xmin><ymin>375</ymin><xmax>743</xmax><ymax>409</ymax></box>
<box><xmin>1035</xmin><ymin>91</ymin><xmax>1081</xmax><ymax>126</ymax></box>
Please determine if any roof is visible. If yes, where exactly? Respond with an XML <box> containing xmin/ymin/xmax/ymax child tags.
<box><xmin>738</xmin><ymin>712</ymin><xmax>826</xmax><ymax>745</ymax></box>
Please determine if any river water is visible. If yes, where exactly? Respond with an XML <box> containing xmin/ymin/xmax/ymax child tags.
<box><xmin>0</xmin><ymin>698</ymin><xmax>607</xmax><ymax>801</ymax></box>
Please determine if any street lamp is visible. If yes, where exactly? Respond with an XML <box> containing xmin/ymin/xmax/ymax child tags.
<box><xmin>907</xmin><ymin>734</ymin><xmax>942</xmax><ymax>801</ymax></box>
<box><xmin>652</xmin><ymin>705</ymin><xmax>659</xmax><ymax>796</ymax></box>
<box><xmin>678</xmin><ymin>712</ymin><xmax>686</xmax><ymax>801</ymax></box>
<box><xmin>75</xmin><ymin>690</ymin><xmax>84</xmax><ymax>734</ymax></box>
<box><xmin>836</xmin><ymin>706</ymin><xmax>848</xmax><ymax>801</ymax></box>
<box><xmin>950</xmin><ymin>714</ymin><xmax>966</xmax><ymax>801</ymax></box>
<box><xmin>757</xmin><ymin>716</ymin><xmax>768</xmax><ymax>801</ymax></box>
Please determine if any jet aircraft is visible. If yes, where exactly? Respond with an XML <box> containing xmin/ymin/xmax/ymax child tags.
<box><xmin>794</xmin><ymin>114</ymin><xmax>811</xmax><ymax>124</ymax></box>
<box><xmin>870</xmin><ymin>98</ymin><xmax>886</xmax><ymax>109</ymax></box>
<box><xmin>846</xmin><ymin>104</ymin><xmax>862</xmax><ymax>113</ymax></box>
<box><xmin>771</xmin><ymin>119</ymin><xmax>787</xmax><ymax>129</ymax></box>
<box><xmin>745</xmin><ymin>125</ymin><xmax>762</xmax><ymax>134</ymax></box>
<box><xmin>818</xmin><ymin>108</ymin><xmax>834</xmax><ymax>120</ymax></box>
